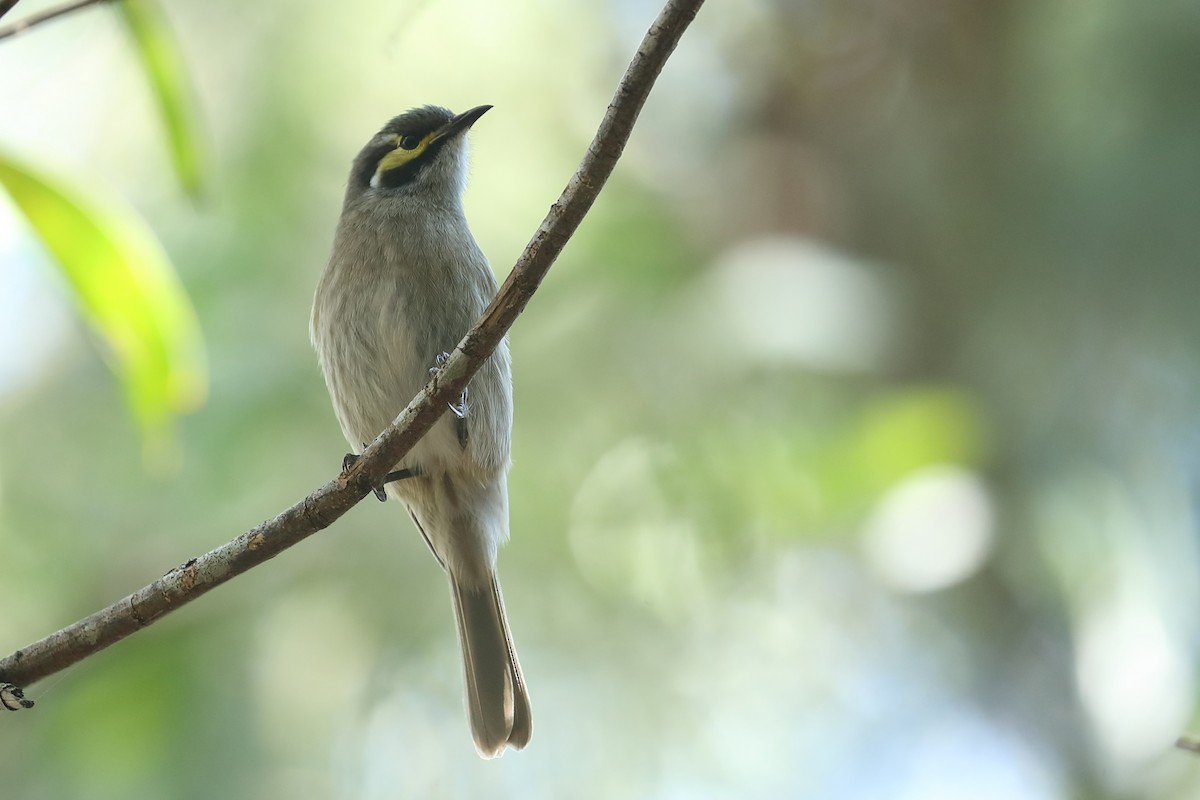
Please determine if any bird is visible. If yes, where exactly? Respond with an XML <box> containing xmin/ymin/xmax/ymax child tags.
<box><xmin>310</xmin><ymin>104</ymin><xmax>531</xmax><ymax>758</ymax></box>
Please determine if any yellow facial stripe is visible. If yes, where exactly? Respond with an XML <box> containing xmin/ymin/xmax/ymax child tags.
<box><xmin>376</xmin><ymin>130</ymin><xmax>437</xmax><ymax>173</ymax></box>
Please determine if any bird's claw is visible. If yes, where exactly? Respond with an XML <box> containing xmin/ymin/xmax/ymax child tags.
<box><xmin>0</xmin><ymin>683</ymin><xmax>33</xmax><ymax>711</ymax></box>
<box><xmin>449</xmin><ymin>389</ymin><xmax>468</xmax><ymax>419</ymax></box>
<box><xmin>342</xmin><ymin>451</ymin><xmax>423</xmax><ymax>502</ymax></box>
<box><xmin>429</xmin><ymin>351</ymin><xmax>468</xmax><ymax>418</ymax></box>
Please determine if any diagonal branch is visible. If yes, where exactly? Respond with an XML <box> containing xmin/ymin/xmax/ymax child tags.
<box><xmin>0</xmin><ymin>0</ymin><xmax>112</xmax><ymax>42</ymax></box>
<box><xmin>0</xmin><ymin>0</ymin><xmax>706</xmax><ymax>696</ymax></box>
<box><xmin>0</xmin><ymin>0</ymin><xmax>22</xmax><ymax>23</ymax></box>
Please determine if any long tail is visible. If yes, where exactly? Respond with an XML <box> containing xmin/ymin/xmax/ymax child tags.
<box><xmin>449</xmin><ymin>569</ymin><xmax>532</xmax><ymax>758</ymax></box>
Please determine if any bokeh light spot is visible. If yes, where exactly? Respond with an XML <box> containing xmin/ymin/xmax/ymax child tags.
<box><xmin>861</xmin><ymin>465</ymin><xmax>994</xmax><ymax>593</ymax></box>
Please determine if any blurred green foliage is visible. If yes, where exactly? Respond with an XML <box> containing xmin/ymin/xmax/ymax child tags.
<box><xmin>115</xmin><ymin>0</ymin><xmax>204</xmax><ymax>197</ymax></box>
<box><xmin>0</xmin><ymin>152</ymin><xmax>205</xmax><ymax>458</ymax></box>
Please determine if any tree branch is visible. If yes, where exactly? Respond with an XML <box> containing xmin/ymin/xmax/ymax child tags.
<box><xmin>0</xmin><ymin>0</ymin><xmax>22</xmax><ymax>24</ymax></box>
<box><xmin>0</xmin><ymin>0</ymin><xmax>111</xmax><ymax>42</ymax></box>
<box><xmin>0</xmin><ymin>0</ymin><xmax>705</xmax><ymax>697</ymax></box>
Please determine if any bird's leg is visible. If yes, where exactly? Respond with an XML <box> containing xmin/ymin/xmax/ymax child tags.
<box><xmin>384</xmin><ymin>467</ymin><xmax>423</xmax><ymax>483</ymax></box>
<box><xmin>430</xmin><ymin>352</ymin><xmax>469</xmax><ymax>419</ymax></box>
<box><xmin>342</xmin><ymin>451</ymin><xmax>423</xmax><ymax>502</ymax></box>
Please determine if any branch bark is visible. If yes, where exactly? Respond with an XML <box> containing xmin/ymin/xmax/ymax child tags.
<box><xmin>0</xmin><ymin>0</ymin><xmax>112</xmax><ymax>42</ymax></box>
<box><xmin>0</xmin><ymin>0</ymin><xmax>705</xmax><ymax>696</ymax></box>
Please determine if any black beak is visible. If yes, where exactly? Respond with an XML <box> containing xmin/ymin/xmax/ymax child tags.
<box><xmin>432</xmin><ymin>105</ymin><xmax>492</xmax><ymax>144</ymax></box>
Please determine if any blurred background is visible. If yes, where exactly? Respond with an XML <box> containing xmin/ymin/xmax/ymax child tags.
<box><xmin>1</xmin><ymin>0</ymin><xmax>1199</xmax><ymax>797</ymax></box>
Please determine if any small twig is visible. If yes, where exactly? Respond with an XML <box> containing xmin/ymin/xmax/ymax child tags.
<box><xmin>0</xmin><ymin>0</ymin><xmax>23</xmax><ymax>23</ymax></box>
<box><xmin>1177</xmin><ymin>735</ymin><xmax>1200</xmax><ymax>754</ymax></box>
<box><xmin>0</xmin><ymin>0</ymin><xmax>111</xmax><ymax>42</ymax></box>
<box><xmin>0</xmin><ymin>0</ymin><xmax>706</xmax><ymax>692</ymax></box>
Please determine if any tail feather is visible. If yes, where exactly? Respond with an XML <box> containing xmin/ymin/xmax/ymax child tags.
<box><xmin>493</xmin><ymin>575</ymin><xmax>532</xmax><ymax>749</ymax></box>
<box><xmin>450</xmin><ymin>570</ymin><xmax>532</xmax><ymax>758</ymax></box>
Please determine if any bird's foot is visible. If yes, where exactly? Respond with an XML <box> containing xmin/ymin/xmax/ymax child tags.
<box><xmin>429</xmin><ymin>351</ymin><xmax>469</xmax><ymax>418</ymax></box>
<box><xmin>448</xmin><ymin>390</ymin><xmax>468</xmax><ymax>419</ymax></box>
<box><xmin>0</xmin><ymin>683</ymin><xmax>33</xmax><ymax>711</ymax></box>
<box><xmin>342</xmin><ymin>452</ymin><xmax>423</xmax><ymax>502</ymax></box>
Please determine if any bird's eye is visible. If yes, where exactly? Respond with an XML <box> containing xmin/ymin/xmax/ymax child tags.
<box><xmin>398</xmin><ymin>135</ymin><xmax>421</xmax><ymax>150</ymax></box>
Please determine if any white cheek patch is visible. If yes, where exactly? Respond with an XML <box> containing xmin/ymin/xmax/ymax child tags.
<box><xmin>370</xmin><ymin>168</ymin><xmax>382</xmax><ymax>189</ymax></box>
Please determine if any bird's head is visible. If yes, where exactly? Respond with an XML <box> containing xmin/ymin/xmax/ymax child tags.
<box><xmin>347</xmin><ymin>104</ymin><xmax>491</xmax><ymax>203</ymax></box>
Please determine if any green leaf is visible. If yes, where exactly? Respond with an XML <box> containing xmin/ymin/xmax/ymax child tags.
<box><xmin>116</xmin><ymin>0</ymin><xmax>204</xmax><ymax>197</ymax></box>
<box><xmin>0</xmin><ymin>152</ymin><xmax>207</xmax><ymax>457</ymax></box>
